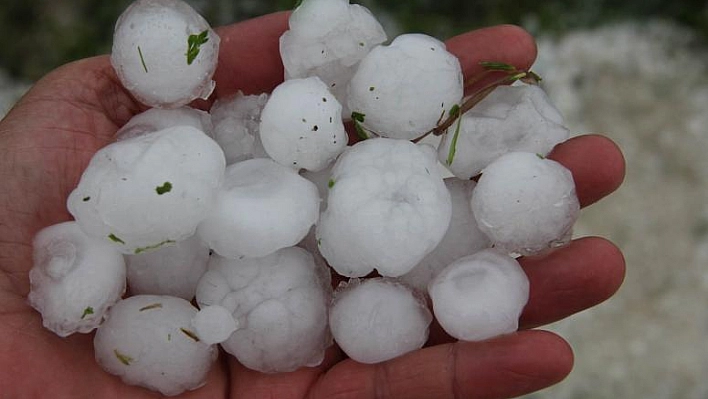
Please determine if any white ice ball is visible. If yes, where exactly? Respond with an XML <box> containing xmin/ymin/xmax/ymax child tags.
<box><xmin>439</xmin><ymin>85</ymin><xmax>570</xmax><ymax>179</ymax></box>
<box><xmin>67</xmin><ymin>125</ymin><xmax>225</xmax><ymax>254</ymax></box>
<box><xmin>260</xmin><ymin>77</ymin><xmax>347</xmax><ymax>171</ymax></box>
<box><xmin>316</xmin><ymin>138</ymin><xmax>452</xmax><ymax>277</ymax></box>
<box><xmin>94</xmin><ymin>295</ymin><xmax>218</xmax><ymax>396</ymax></box>
<box><xmin>111</xmin><ymin>0</ymin><xmax>220</xmax><ymax>108</ymax></box>
<box><xmin>116</xmin><ymin>106</ymin><xmax>213</xmax><ymax>141</ymax></box>
<box><xmin>347</xmin><ymin>33</ymin><xmax>463</xmax><ymax>139</ymax></box>
<box><xmin>125</xmin><ymin>234</ymin><xmax>210</xmax><ymax>300</ymax></box>
<box><xmin>329</xmin><ymin>278</ymin><xmax>432</xmax><ymax>364</ymax></box>
<box><xmin>191</xmin><ymin>305</ymin><xmax>239</xmax><ymax>345</ymax></box>
<box><xmin>28</xmin><ymin>222</ymin><xmax>126</xmax><ymax>337</ymax></box>
<box><xmin>195</xmin><ymin>247</ymin><xmax>331</xmax><ymax>373</ymax></box>
<box><xmin>210</xmin><ymin>91</ymin><xmax>269</xmax><ymax>165</ymax></box>
<box><xmin>471</xmin><ymin>152</ymin><xmax>580</xmax><ymax>255</ymax></box>
<box><xmin>428</xmin><ymin>249</ymin><xmax>529</xmax><ymax>341</ymax></box>
<box><xmin>197</xmin><ymin>158</ymin><xmax>320</xmax><ymax>259</ymax></box>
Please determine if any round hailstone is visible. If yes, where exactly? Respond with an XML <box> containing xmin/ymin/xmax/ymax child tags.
<box><xmin>329</xmin><ymin>278</ymin><xmax>432</xmax><ymax>364</ymax></box>
<box><xmin>195</xmin><ymin>247</ymin><xmax>331</xmax><ymax>373</ymax></box>
<box><xmin>116</xmin><ymin>106</ymin><xmax>213</xmax><ymax>141</ymax></box>
<box><xmin>316</xmin><ymin>138</ymin><xmax>451</xmax><ymax>277</ymax></box>
<box><xmin>67</xmin><ymin>126</ymin><xmax>225</xmax><ymax>255</ymax></box>
<box><xmin>197</xmin><ymin>158</ymin><xmax>320</xmax><ymax>259</ymax></box>
<box><xmin>280</xmin><ymin>0</ymin><xmax>387</xmax><ymax>116</ymax></box>
<box><xmin>28</xmin><ymin>222</ymin><xmax>126</xmax><ymax>337</ymax></box>
<box><xmin>210</xmin><ymin>91</ymin><xmax>269</xmax><ymax>165</ymax></box>
<box><xmin>439</xmin><ymin>85</ymin><xmax>571</xmax><ymax>179</ymax></box>
<box><xmin>111</xmin><ymin>0</ymin><xmax>220</xmax><ymax>108</ymax></box>
<box><xmin>428</xmin><ymin>249</ymin><xmax>529</xmax><ymax>341</ymax></box>
<box><xmin>399</xmin><ymin>178</ymin><xmax>491</xmax><ymax>292</ymax></box>
<box><xmin>125</xmin><ymin>234</ymin><xmax>210</xmax><ymax>300</ymax></box>
<box><xmin>260</xmin><ymin>77</ymin><xmax>347</xmax><ymax>172</ymax></box>
<box><xmin>191</xmin><ymin>305</ymin><xmax>239</xmax><ymax>345</ymax></box>
<box><xmin>94</xmin><ymin>295</ymin><xmax>218</xmax><ymax>396</ymax></box>
<box><xmin>471</xmin><ymin>152</ymin><xmax>580</xmax><ymax>255</ymax></box>
<box><xmin>347</xmin><ymin>33</ymin><xmax>463</xmax><ymax>139</ymax></box>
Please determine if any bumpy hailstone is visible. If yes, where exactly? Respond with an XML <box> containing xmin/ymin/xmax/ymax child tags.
<box><xmin>316</xmin><ymin>138</ymin><xmax>452</xmax><ymax>277</ymax></box>
<box><xmin>428</xmin><ymin>249</ymin><xmax>529</xmax><ymax>341</ymax></box>
<box><xmin>471</xmin><ymin>152</ymin><xmax>580</xmax><ymax>255</ymax></box>
<box><xmin>210</xmin><ymin>91</ymin><xmax>269</xmax><ymax>164</ymax></box>
<box><xmin>28</xmin><ymin>222</ymin><xmax>126</xmax><ymax>337</ymax></box>
<box><xmin>191</xmin><ymin>305</ymin><xmax>239</xmax><ymax>345</ymax></box>
<box><xmin>260</xmin><ymin>77</ymin><xmax>347</xmax><ymax>172</ymax></box>
<box><xmin>197</xmin><ymin>158</ymin><xmax>320</xmax><ymax>259</ymax></box>
<box><xmin>111</xmin><ymin>0</ymin><xmax>220</xmax><ymax>108</ymax></box>
<box><xmin>347</xmin><ymin>33</ymin><xmax>463</xmax><ymax>139</ymax></box>
<box><xmin>329</xmin><ymin>278</ymin><xmax>432</xmax><ymax>364</ymax></box>
<box><xmin>195</xmin><ymin>247</ymin><xmax>331</xmax><ymax>373</ymax></box>
<box><xmin>125</xmin><ymin>234</ymin><xmax>210</xmax><ymax>300</ymax></box>
<box><xmin>116</xmin><ymin>106</ymin><xmax>213</xmax><ymax>141</ymax></box>
<box><xmin>94</xmin><ymin>295</ymin><xmax>218</xmax><ymax>396</ymax></box>
<box><xmin>67</xmin><ymin>126</ymin><xmax>225</xmax><ymax>255</ymax></box>
<box><xmin>280</xmin><ymin>0</ymin><xmax>387</xmax><ymax>116</ymax></box>
<box><xmin>399</xmin><ymin>178</ymin><xmax>491</xmax><ymax>292</ymax></box>
<box><xmin>439</xmin><ymin>85</ymin><xmax>571</xmax><ymax>179</ymax></box>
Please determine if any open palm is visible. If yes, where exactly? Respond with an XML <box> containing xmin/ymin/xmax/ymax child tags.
<box><xmin>0</xmin><ymin>12</ymin><xmax>625</xmax><ymax>399</ymax></box>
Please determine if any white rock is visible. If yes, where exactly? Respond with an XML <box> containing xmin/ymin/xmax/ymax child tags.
<box><xmin>67</xmin><ymin>126</ymin><xmax>225</xmax><ymax>254</ymax></box>
<box><xmin>329</xmin><ymin>278</ymin><xmax>432</xmax><ymax>364</ymax></box>
<box><xmin>195</xmin><ymin>247</ymin><xmax>331</xmax><ymax>373</ymax></box>
<box><xmin>111</xmin><ymin>0</ymin><xmax>220</xmax><ymax>108</ymax></box>
<box><xmin>116</xmin><ymin>106</ymin><xmax>213</xmax><ymax>141</ymax></box>
<box><xmin>210</xmin><ymin>91</ymin><xmax>269</xmax><ymax>164</ymax></box>
<box><xmin>28</xmin><ymin>222</ymin><xmax>126</xmax><ymax>337</ymax></box>
<box><xmin>439</xmin><ymin>85</ymin><xmax>570</xmax><ymax>179</ymax></box>
<box><xmin>347</xmin><ymin>33</ymin><xmax>463</xmax><ymax>139</ymax></box>
<box><xmin>428</xmin><ymin>249</ymin><xmax>529</xmax><ymax>341</ymax></box>
<box><xmin>94</xmin><ymin>295</ymin><xmax>218</xmax><ymax>396</ymax></box>
<box><xmin>191</xmin><ymin>305</ymin><xmax>239</xmax><ymax>345</ymax></box>
<box><xmin>316</xmin><ymin>138</ymin><xmax>451</xmax><ymax>277</ymax></box>
<box><xmin>471</xmin><ymin>152</ymin><xmax>580</xmax><ymax>255</ymax></box>
<box><xmin>197</xmin><ymin>158</ymin><xmax>320</xmax><ymax>259</ymax></box>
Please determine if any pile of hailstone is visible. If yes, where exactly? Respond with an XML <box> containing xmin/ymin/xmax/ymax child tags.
<box><xmin>27</xmin><ymin>0</ymin><xmax>579</xmax><ymax>395</ymax></box>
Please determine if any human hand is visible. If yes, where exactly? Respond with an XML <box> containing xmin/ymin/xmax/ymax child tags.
<box><xmin>0</xmin><ymin>12</ymin><xmax>625</xmax><ymax>399</ymax></box>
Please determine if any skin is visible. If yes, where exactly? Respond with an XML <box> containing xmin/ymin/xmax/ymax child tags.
<box><xmin>0</xmin><ymin>11</ymin><xmax>625</xmax><ymax>399</ymax></box>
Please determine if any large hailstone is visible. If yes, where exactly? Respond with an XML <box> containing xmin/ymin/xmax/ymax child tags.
<box><xmin>428</xmin><ymin>249</ymin><xmax>529</xmax><ymax>341</ymax></box>
<box><xmin>329</xmin><ymin>278</ymin><xmax>432</xmax><ymax>364</ymax></box>
<box><xmin>28</xmin><ymin>222</ymin><xmax>126</xmax><ymax>337</ymax></box>
<box><xmin>280</xmin><ymin>0</ymin><xmax>387</xmax><ymax>115</ymax></box>
<box><xmin>210</xmin><ymin>91</ymin><xmax>269</xmax><ymax>165</ymax></box>
<box><xmin>439</xmin><ymin>85</ymin><xmax>571</xmax><ymax>179</ymax></box>
<box><xmin>116</xmin><ymin>106</ymin><xmax>213</xmax><ymax>141</ymax></box>
<box><xmin>94</xmin><ymin>295</ymin><xmax>218</xmax><ymax>396</ymax></box>
<box><xmin>471</xmin><ymin>152</ymin><xmax>580</xmax><ymax>255</ymax></box>
<box><xmin>347</xmin><ymin>34</ymin><xmax>463</xmax><ymax>139</ymax></box>
<box><xmin>195</xmin><ymin>247</ymin><xmax>332</xmax><ymax>373</ymax></box>
<box><xmin>67</xmin><ymin>126</ymin><xmax>225</xmax><ymax>255</ymax></box>
<box><xmin>399</xmin><ymin>178</ymin><xmax>491</xmax><ymax>292</ymax></box>
<box><xmin>260</xmin><ymin>77</ymin><xmax>347</xmax><ymax>172</ymax></box>
<box><xmin>111</xmin><ymin>0</ymin><xmax>220</xmax><ymax>108</ymax></box>
<box><xmin>125</xmin><ymin>234</ymin><xmax>210</xmax><ymax>300</ymax></box>
<box><xmin>197</xmin><ymin>158</ymin><xmax>320</xmax><ymax>259</ymax></box>
<box><xmin>316</xmin><ymin>138</ymin><xmax>452</xmax><ymax>277</ymax></box>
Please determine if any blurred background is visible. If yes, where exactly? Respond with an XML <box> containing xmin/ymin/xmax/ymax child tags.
<box><xmin>2</xmin><ymin>1</ymin><xmax>708</xmax><ymax>397</ymax></box>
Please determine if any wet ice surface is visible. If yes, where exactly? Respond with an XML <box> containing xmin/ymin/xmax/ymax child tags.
<box><xmin>329</xmin><ymin>278</ymin><xmax>432</xmax><ymax>364</ymax></box>
<box><xmin>195</xmin><ymin>247</ymin><xmax>331</xmax><ymax>373</ymax></box>
<box><xmin>438</xmin><ymin>85</ymin><xmax>570</xmax><ymax>179</ymax></box>
<box><xmin>111</xmin><ymin>0</ymin><xmax>219</xmax><ymax>108</ymax></box>
<box><xmin>428</xmin><ymin>249</ymin><xmax>529</xmax><ymax>341</ymax></box>
<box><xmin>347</xmin><ymin>33</ymin><xmax>463</xmax><ymax>139</ymax></box>
<box><xmin>94</xmin><ymin>295</ymin><xmax>218</xmax><ymax>397</ymax></box>
<box><xmin>116</xmin><ymin>106</ymin><xmax>213</xmax><ymax>141</ymax></box>
<box><xmin>28</xmin><ymin>222</ymin><xmax>126</xmax><ymax>337</ymax></box>
<box><xmin>210</xmin><ymin>91</ymin><xmax>269</xmax><ymax>165</ymax></box>
<box><xmin>316</xmin><ymin>138</ymin><xmax>451</xmax><ymax>277</ymax></box>
<box><xmin>67</xmin><ymin>125</ymin><xmax>225</xmax><ymax>254</ymax></box>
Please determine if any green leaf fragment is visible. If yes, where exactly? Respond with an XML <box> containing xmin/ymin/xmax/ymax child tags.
<box><xmin>186</xmin><ymin>30</ymin><xmax>209</xmax><ymax>65</ymax></box>
<box><xmin>180</xmin><ymin>328</ymin><xmax>200</xmax><ymax>342</ymax></box>
<box><xmin>81</xmin><ymin>306</ymin><xmax>94</xmax><ymax>319</ymax></box>
<box><xmin>536</xmin><ymin>153</ymin><xmax>546</xmax><ymax>159</ymax></box>
<box><xmin>294</xmin><ymin>0</ymin><xmax>303</xmax><ymax>8</ymax></box>
<box><xmin>446</xmin><ymin>113</ymin><xmax>463</xmax><ymax>166</ymax></box>
<box><xmin>139</xmin><ymin>303</ymin><xmax>163</xmax><ymax>312</ymax></box>
<box><xmin>479</xmin><ymin>61</ymin><xmax>517</xmax><ymax>72</ymax></box>
<box><xmin>448</xmin><ymin>104</ymin><xmax>460</xmax><ymax>117</ymax></box>
<box><xmin>82</xmin><ymin>196</ymin><xmax>91</xmax><ymax>202</ymax></box>
<box><xmin>328</xmin><ymin>179</ymin><xmax>335</xmax><ymax>188</ymax></box>
<box><xmin>134</xmin><ymin>240</ymin><xmax>176</xmax><ymax>255</ymax></box>
<box><xmin>108</xmin><ymin>234</ymin><xmax>125</xmax><ymax>245</ymax></box>
<box><xmin>137</xmin><ymin>46</ymin><xmax>148</xmax><ymax>73</ymax></box>
<box><xmin>114</xmin><ymin>349</ymin><xmax>133</xmax><ymax>366</ymax></box>
<box><xmin>156</xmin><ymin>181</ymin><xmax>172</xmax><ymax>195</ymax></box>
<box><xmin>351</xmin><ymin>112</ymin><xmax>369</xmax><ymax>140</ymax></box>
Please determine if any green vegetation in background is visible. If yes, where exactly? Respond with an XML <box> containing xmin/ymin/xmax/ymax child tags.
<box><xmin>1</xmin><ymin>0</ymin><xmax>707</xmax><ymax>81</ymax></box>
